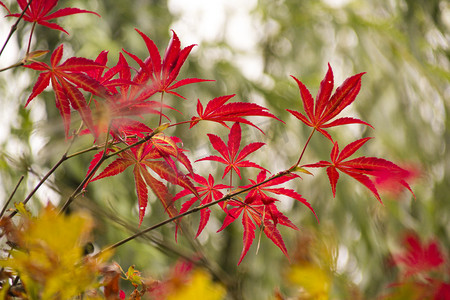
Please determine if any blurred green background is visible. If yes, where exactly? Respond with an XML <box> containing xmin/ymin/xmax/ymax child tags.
<box><xmin>0</xmin><ymin>0</ymin><xmax>448</xmax><ymax>299</ymax></box>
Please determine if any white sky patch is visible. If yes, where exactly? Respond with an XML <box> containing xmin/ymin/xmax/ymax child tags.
<box><xmin>168</xmin><ymin>0</ymin><xmax>262</xmax><ymax>81</ymax></box>
<box><xmin>337</xmin><ymin>245</ymin><xmax>349</xmax><ymax>273</ymax></box>
<box><xmin>322</xmin><ymin>0</ymin><xmax>353</xmax><ymax>8</ymax></box>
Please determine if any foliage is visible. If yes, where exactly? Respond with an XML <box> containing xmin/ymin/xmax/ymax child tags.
<box><xmin>0</xmin><ymin>204</ymin><xmax>110</xmax><ymax>299</ymax></box>
<box><xmin>0</xmin><ymin>0</ymin><xmax>448</xmax><ymax>299</ymax></box>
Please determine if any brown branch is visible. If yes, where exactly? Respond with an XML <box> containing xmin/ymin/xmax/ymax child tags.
<box><xmin>0</xmin><ymin>176</ymin><xmax>24</xmax><ymax>217</ymax></box>
<box><xmin>0</xmin><ymin>0</ymin><xmax>34</xmax><ymax>57</ymax></box>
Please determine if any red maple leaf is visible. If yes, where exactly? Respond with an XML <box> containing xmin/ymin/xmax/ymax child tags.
<box><xmin>241</xmin><ymin>170</ymin><xmax>318</xmax><ymax>223</ymax></box>
<box><xmin>103</xmin><ymin>52</ymin><xmax>175</xmax><ymax>121</ymax></box>
<box><xmin>217</xmin><ymin>197</ymin><xmax>290</xmax><ymax>265</ymax></box>
<box><xmin>122</xmin><ymin>29</ymin><xmax>212</xmax><ymax>99</ymax></box>
<box><xmin>196</xmin><ymin>122</ymin><xmax>267</xmax><ymax>180</ymax></box>
<box><xmin>87</xmin><ymin>51</ymin><xmax>134</xmax><ymax>94</ymax></box>
<box><xmin>6</xmin><ymin>0</ymin><xmax>100</xmax><ymax>34</ymax></box>
<box><xmin>86</xmin><ymin>136</ymin><xmax>197</xmax><ymax>225</ymax></box>
<box><xmin>172</xmin><ymin>173</ymin><xmax>230</xmax><ymax>237</ymax></box>
<box><xmin>303</xmin><ymin>137</ymin><xmax>414</xmax><ymax>203</ymax></box>
<box><xmin>393</xmin><ymin>233</ymin><xmax>445</xmax><ymax>278</ymax></box>
<box><xmin>190</xmin><ymin>94</ymin><xmax>283</xmax><ymax>132</ymax></box>
<box><xmin>24</xmin><ymin>44</ymin><xmax>108</xmax><ymax>137</ymax></box>
<box><xmin>287</xmin><ymin>64</ymin><xmax>372</xmax><ymax>141</ymax></box>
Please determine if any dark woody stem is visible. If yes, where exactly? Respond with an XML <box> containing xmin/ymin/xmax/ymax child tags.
<box><xmin>0</xmin><ymin>0</ymin><xmax>34</xmax><ymax>57</ymax></box>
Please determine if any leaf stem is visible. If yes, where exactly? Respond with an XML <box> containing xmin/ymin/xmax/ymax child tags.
<box><xmin>0</xmin><ymin>176</ymin><xmax>24</xmax><ymax>217</ymax></box>
<box><xmin>26</xmin><ymin>22</ymin><xmax>36</xmax><ymax>56</ymax></box>
<box><xmin>291</xmin><ymin>128</ymin><xmax>315</xmax><ymax>169</ymax></box>
<box><xmin>159</xmin><ymin>91</ymin><xmax>164</xmax><ymax>126</ymax></box>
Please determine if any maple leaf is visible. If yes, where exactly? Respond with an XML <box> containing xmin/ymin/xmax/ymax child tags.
<box><xmin>6</xmin><ymin>0</ymin><xmax>100</xmax><ymax>34</ymax></box>
<box><xmin>87</xmin><ymin>51</ymin><xmax>134</xmax><ymax>93</ymax></box>
<box><xmin>88</xmin><ymin>137</ymin><xmax>197</xmax><ymax>225</ymax></box>
<box><xmin>217</xmin><ymin>198</ymin><xmax>290</xmax><ymax>265</ymax></box>
<box><xmin>287</xmin><ymin>64</ymin><xmax>373</xmax><ymax>141</ymax></box>
<box><xmin>242</xmin><ymin>170</ymin><xmax>318</xmax><ymax>223</ymax></box>
<box><xmin>90</xmin><ymin>51</ymin><xmax>175</xmax><ymax>132</ymax></box>
<box><xmin>190</xmin><ymin>94</ymin><xmax>283</xmax><ymax>132</ymax></box>
<box><xmin>196</xmin><ymin>122</ymin><xmax>267</xmax><ymax>180</ymax></box>
<box><xmin>303</xmin><ymin>137</ymin><xmax>414</xmax><ymax>203</ymax></box>
<box><xmin>148</xmin><ymin>261</ymin><xmax>225</xmax><ymax>300</ymax></box>
<box><xmin>173</xmin><ymin>173</ymin><xmax>230</xmax><ymax>237</ymax></box>
<box><xmin>393</xmin><ymin>233</ymin><xmax>445</xmax><ymax>278</ymax></box>
<box><xmin>24</xmin><ymin>44</ymin><xmax>108</xmax><ymax>137</ymax></box>
<box><xmin>0</xmin><ymin>205</ymin><xmax>108</xmax><ymax>298</ymax></box>
<box><xmin>123</xmin><ymin>29</ymin><xmax>212</xmax><ymax>99</ymax></box>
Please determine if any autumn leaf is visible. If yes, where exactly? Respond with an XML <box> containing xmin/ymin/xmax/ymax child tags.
<box><xmin>24</xmin><ymin>44</ymin><xmax>108</xmax><ymax>137</ymax></box>
<box><xmin>6</xmin><ymin>0</ymin><xmax>100</xmax><ymax>34</ymax></box>
<box><xmin>87</xmin><ymin>51</ymin><xmax>134</xmax><ymax>93</ymax></box>
<box><xmin>88</xmin><ymin>136</ymin><xmax>197</xmax><ymax>225</ymax></box>
<box><xmin>0</xmin><ymin>205</ymin><xmax>108</xmax><ymax>299</ymax></box>
<box><xmin>303</xmin><ymin>137</ymin><xmax>414</xmax><ymax>203</ymax></box>
<box><xmin>241</xmin><ymin>170</ymin><xmax>318</xmax><ymax>223</ymax></box>
<box><xmin>190</xmin><ymin>94</ymin><xmax>283</xmax><ymax>132</ymax></box>
<box><xmin>173</xmin><ymin>173</ymin><xmax>230</xmax><ymax>237</ymax></box>
<box><xmin>165</xmin><ymin>270</ymin><xmax>226</xmax><ymax>300</ymax></box>
<box><xmin>393</xmin><ymin>233</ymin><xmax>445</xmax><ymax>278</ymax></box>
<box><xmin>287</xmin><ymin>263</ymin><xmax>331</xmax><ymax>300</ymax></box>
<box><xmin>287</xmin><ymin>64</ymin><xmax>372</xmax><ymax>141</ymax></box>
<box><xmin>123</xmin><ymin>29</ymin><xmax>212</xmax><ymax>100</ymax></box>
<box><xmin>196</xmin><ymin>122</ymin><xmax>267</xmax><ymax>180</ymax></box>
<box><xmin>148</xmin><ymin>261</ymin><xmax>225</xmax><ymax>300</ymax></box>
<box><xmin>217</xmin><ymin>198</ymin><xmax>289</xmax><ymax>265</ymax></box>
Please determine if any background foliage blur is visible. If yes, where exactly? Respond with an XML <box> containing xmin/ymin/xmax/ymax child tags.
<box><xmin>0</xmin><ymin>0</ymin><xmax>448</xmax><ymax>299</ymax></box>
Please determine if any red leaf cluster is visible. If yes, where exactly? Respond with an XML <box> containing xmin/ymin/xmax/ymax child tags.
<box><xmin>393</xmin><ymin>233</ymin><xmax>445</xmax><ymax>278</ymax></box>
<box><xmin>287</xmin><ymin>63</ymin><xmax>372</xmax><ymax>141</ymax></box>
<box><xmin>303</xmin><ymin>137</ymin><xmax>414</xmax><ymax>203</ymax></box>
<box><xmin>17</xmin><ymin>11</ymin><xmax>416</xmax><ymax>266</ymax></box>
<box><xmin>196</xmin><ymin>122</ymin><xmax>266</xmax><ymax>179</ymax></box>
<box><xmin>4</xmin><ymin>0</ymin><xmax>100</xmax><ymax>34</ymax></box>
<box><xmin>290</xmin><ymin>65</ymin><xmax>415</xmax><ymax>203</ymax></box>
<box><xmin>24</xmin><ymin>45</ymin><xmax>107</xmax><ymax>137</ymax></box>
<box><xmin>383</xmin><ymin>233</ymin><xmax>449</xmax><ymax>300</ymax></box>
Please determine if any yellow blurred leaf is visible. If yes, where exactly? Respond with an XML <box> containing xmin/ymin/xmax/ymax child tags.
<box><xmin>14</xmin><ymin>202</ymin><xmax>31</xmax><ymax>218</ymax></box>
<box><xmin>287</xmin><ymin>263</ymin><xmax>331</xmax><ymax>300</ymax></box>
<box><xmin>0</xmin><ymin>204</ymin><xmax>107</xmax><ymax>299</ymax></box>
<box><xmin>166</xmin><ymin>270</ymin><xmax>226</xmax><ymax>300</ymax></box>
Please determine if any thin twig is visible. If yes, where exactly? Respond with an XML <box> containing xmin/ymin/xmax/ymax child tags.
<box><xmin>8</xmin><ymin>122</ymin><xmax>84</xmax><ymax>218</ymax></box>
<box><xmin>0</xmin><ymin>61</ymin><xmax>25</xmax><ymax>72</ymax></box>
<box><xmin>0</xmin><ymin>0</ymin><xmax>34</xmax><ymax>57</ymax></box>
<box><xmin>0</xmin><ymin>176</ymin><xmax>24</xmax><ymax>217</ymax></box>
<box><xmin>7</xmin><ymin>154</ymin><xmax>68</xmax><ymax>218</ymax></box>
